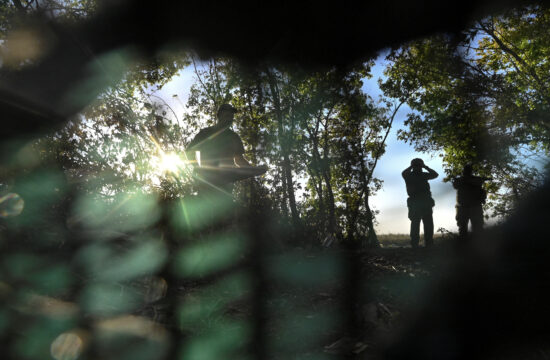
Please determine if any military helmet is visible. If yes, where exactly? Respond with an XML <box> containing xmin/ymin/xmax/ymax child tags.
<box><xmin>217</xmin><ymin>103</ymin><xmax>237</xmax><ymax>117</ymax></box>
<box><xmin>411</xmin><ymin>158</ymin><xmax>424</xmax><ymax>167</ymax></box>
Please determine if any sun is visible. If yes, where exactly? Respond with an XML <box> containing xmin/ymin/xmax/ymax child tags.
<box><xmin>159</xmin><ymin>152</ymin><xmax>186</xmax><ymax>174</ymax></box>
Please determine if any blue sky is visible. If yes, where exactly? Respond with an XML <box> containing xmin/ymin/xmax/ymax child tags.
<box><xmin>361</xmin><ymin>52</ymin><xmax>458</xmax><ymax>234</ymax></box>
<box><xmin>154</xmin><ymin>54</ymin><xmax>463</xmax><ymax>234</ymax></box>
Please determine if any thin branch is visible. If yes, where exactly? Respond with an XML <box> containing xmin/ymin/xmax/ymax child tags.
<box><xmin>365</xmin><ymin>100</ymin><xmax>404</xmax><ymax>184</ymax></box>
<box><xmin>192</xmin><ymin>57</ymin><xmax>216</xmax><ymax>104</ymax></box>
<box><xmin>478</xmin><ymin>20</ymin><xmax>547</xmax><ymax>94</ymax></box>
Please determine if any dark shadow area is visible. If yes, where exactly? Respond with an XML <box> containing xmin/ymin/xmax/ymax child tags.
<box><xmin>0</xmin><ymin>1</ymin><xmax>549</xmax><ymax>360</ymax></box>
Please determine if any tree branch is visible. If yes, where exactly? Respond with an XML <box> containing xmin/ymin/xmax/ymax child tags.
<box><xmin>365</xmin><ymin>100</ymin><xmax>404</xmax><ymax>185</ymax></box>
<box><xmin>191</xmin><ymin>57</ymin><xmax>216</xmax><ymax>105</ymax></box>
<box><xmin>478</xmin><ymin>20</ymin><xmax>547</xmax><ymax>94</ymax></box>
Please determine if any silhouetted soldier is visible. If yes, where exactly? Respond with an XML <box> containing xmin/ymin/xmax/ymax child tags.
<box><xmin>187</xmin><ymin>103</ymin><xmax>253</xmax><ymax>196</ymax></box>
<box><xmin>184</xmin><ymin>104</ymin><xmax>255</xmax><ymax>231</ymax></box>
<box><xmin>402</xmin><ymin>158</ymin><xmax>438</xmax><ymax>248</ymax></box>
<box><xmin>452</xmin><ymin>164</ymin><xmax>488</xmax><ymax>241</ymax></box>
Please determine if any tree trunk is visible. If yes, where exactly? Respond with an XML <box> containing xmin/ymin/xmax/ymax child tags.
<box><xmin>307</xmin><ymin>163</ymin><xmax>325</xmax><ymax>227</ymax></box>
<box><xmin>266</xmin><ymin>69</ymin><xmax>300</xmax><ymax>228</ymax></box>
<box><xmin>321</xmin><ymin>162</ymin><xmax>338</xmax><ymax>238</ymax></box>
<box><xmin>280</xmin><ymin>166</ymin><xmax>289</xmax><ymax>218</ymax></box>
<box><xmin>315</xmin><ymin>176</ymin><xmax>325</xmax><ymax>223</ymax></box>
<box><xmin>283</xmin><ymin>153</ymin><xmax>300</xmax><ymax>226</ymax></box>
<box><xmin>343</xmin><ymin>184</ymin><xmax>358</xmax><ymax>241</ymax></box>
<box><xmin>363</xmin><ymin>194</ymin><xmax>379</xmax><ymax>248</ymax></box>
<box><xmin>319</xmin><ymin>124</ymin><xmax>339</xmax><ymax>239</ymax></box>
<box><xmin>359</xmin><ymin>100</ymin><xmax>404</xmax><ymax>248</ymax></box>
<box><xmin>359</xmin><ymin>154</ymin><xmax>379</xmax><ymax>248</ymax></box>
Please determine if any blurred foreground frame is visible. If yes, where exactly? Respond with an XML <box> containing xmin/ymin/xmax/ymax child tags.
<box><xmin>0</xmin><ymin>0</ymin><xmax>549</xmax><ymax>360</ymax></box>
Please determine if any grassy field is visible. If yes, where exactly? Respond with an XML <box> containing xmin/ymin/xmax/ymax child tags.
<box><xmin>377</xmin><ymin>233</ymin><xmax>449</xmax><ymax>248</ymax></box>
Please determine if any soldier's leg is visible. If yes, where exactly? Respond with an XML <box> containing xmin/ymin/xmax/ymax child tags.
<box><xmin>470</xmin><ymin>204</ymin><xmax>484</xmax><ymax>237</ymax></box>
<box><xmin>207</xmin><ymin>182</ymin><xmax>236</xmax><ymax>232</ymax></box>
<box><xmin>219</xmin><ymin>182</ymin><xmax>237</xmax><ymax>228</ymax></box>
<box><xmin>456</xmin><ymin>206</ymin><xmax>469</xmax><ymax>241</ymax></box>
<box><xmin>423</xmin><ymin>209</ymin><xmax>434</xmax><ymax>247</ymax></box>
<box><xmin>408</xmin><ymin>207</ymin><xmax>421</xmax><ymax>248</ymax></box>
<box><xmin>195</xmin><ymin>181</ymin><xmax>233</xmax><ymax>234</ymax></box>
<box><xmin>195</xmin><ymin>185</ymin><xmax>215</xmax><ymax>230</ymax></box>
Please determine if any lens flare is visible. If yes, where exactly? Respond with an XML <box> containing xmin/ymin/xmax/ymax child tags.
<box><xmin>50</xmin><ymin>332</ymin><xmax>85</xmax><ymax>360</ymax></box>
<box><xmin>0</xmin><ymin>193</ymin><xmax>24</xmax><ymax>217</ymax></box>
<box><xmin>195</xmin><ymin>151</ymin><xmax>201</xmax><ymax>167</ymax></box>
<box><xmin>2</xmin><ymin>28</ymin><xmax>50</xmax><ymax>68</ymax></box>
<box><xmin>159</xmin><ymin>152</ymin><xmax>185</xmax><ymax>174</ymax></box>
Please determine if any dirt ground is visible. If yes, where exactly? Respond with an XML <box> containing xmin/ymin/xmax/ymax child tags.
<box><xmin>147</xmin><ymin>235</ymin><xmax>460</xmax><ymax>359</ymax></box>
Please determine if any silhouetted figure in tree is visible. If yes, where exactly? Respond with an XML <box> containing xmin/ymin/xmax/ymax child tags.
<box><xmin>452</xmin><ymin>164</ymin><xmax>489</xmax><ymax>241</ymax></box>
<box><xmin>402</xmin><ymin>158</ymin><xmax>438</xmax><ymax>248</ymax></box>
<box><xmin>186</xmin><ymin>104</ymin><xmax>266</xmax><ymax>230</ymax></box>
<box><xmin>187</xmin><ymin>104</ymin><xmax>253</xmax><ymax>196</ymax></box>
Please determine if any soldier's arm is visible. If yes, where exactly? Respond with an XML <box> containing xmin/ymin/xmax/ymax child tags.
<box><xmin>230</xmin><ymin>131</ymin><xmax>251</xmax><ymax>167</ymax></box>
<box><xmin>401</xmin><ymin>166</ymin><xmax>412</xmax><ymax>179</ymax></box>
<box><xmin>185</xmin><ymin>147</ymin><xmax>195</xmax><ymax>163</ymax></box>
<box><xmin>186</xmin><ymin>143</ymin><xmax>196</xmax><ymax>162</ymax></box>
<box><xmin>452</xmin><ymin>178</ymin><xmax>461</xmax><ymax>189</ymax></box>
<box><xmin>424</xmin><ymin>165</ymin><xmax>438</xmax><ymax>180</ymax></box>
<box><xmin>186</xmin><ymin>131</ymin><xmax>204</xmax><ymax>163</ymax></box>
<box><xmin>234</xmin><ymin>154</ymin><xmax>252</xmax><ymax>167</ymax></box>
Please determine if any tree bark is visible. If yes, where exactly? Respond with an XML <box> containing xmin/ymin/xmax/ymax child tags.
<box><xmin>282</xmin><ymin>153</ymin><xmax>300</xmax><ymax>226</ymax></box>
<box><xmin>358</xmin><ymin>101</ymin><xmax>404</xmax><ymax>248</ymax></box>
<box><xmin>359</xmin><ymin>158</ymin><xmax>379</xmax><ymax>248</ymax></box>
<box><xmin>266</xmin><ymin>69</ymin><xmax>300</xmax><ymax>227</ymax></box>
<box><xmin>321</xmin><ymin>160</ymin><xmax>338</xmax><ymax>238</ymax></box>
<box><xmin>306</xmin><ymin>162</ymin><xmax>325</xmax><ymax>225</ymax></box>
<box><xmin>319</xmin><ymin>116</ymin><xmax>339</xmax><ymax>238</ymax></box>
<box><xmin>280</xmin><ymin>165</ymin><xmax>289</xmax><ymax>218</ymax></box>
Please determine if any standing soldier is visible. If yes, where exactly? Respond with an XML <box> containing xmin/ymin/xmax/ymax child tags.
<box><xmin>186</xmin><ymin>104</ymin><xmax>266</xmax><ymax>228</ymax></box>
<box><xmin>452</xmin><ymin>164</ymin><xmax>488</xmax><ymax>241</ymax></box>
<box><xmin>402</xmin><ymin>158</ymin><xmax>439</xmax><ymax>248</ymax></box>
<box><xmin>187</xmin><ymin>103</ymin><xmax>255</xmax><ymax>195</ymax></box>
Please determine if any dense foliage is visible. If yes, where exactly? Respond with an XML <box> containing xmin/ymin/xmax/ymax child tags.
<box><xmin>41</xmin><ymin>56</ymin><xmax>395</xmax><ymax>247</ymax></box>
<box><xmin>179</xmin><ymin>60</ymin><xmax>400</xmax><ymax>246</ymax></box>
<box><xmin>1</xmin><ymin>2</ymin><xmax>550</xmax><ymax>360</ymax></box>
<box><xmin>381</xmin><ymin>5</ymin><xmax>550</xmax><ymax>216</ymax></box>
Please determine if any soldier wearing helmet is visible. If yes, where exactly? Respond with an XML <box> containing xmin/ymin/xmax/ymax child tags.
<box><xmin>452</xmin><ymin>164</ymin><xmax>489</xmax><ymax>241</ymax></box>
<box><xmin>402</xmin><ymin>158</ymin><xmax>438</xmax><ymax>248</ymax></box>
<box><xmin>186</xmin><ymin>103</ymin><xmax>252</xmax><ymax>195</ymax></box>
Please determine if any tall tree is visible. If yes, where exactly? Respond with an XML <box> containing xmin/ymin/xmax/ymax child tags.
<box><xmin>381</xmin><ymin>5</ymin><xmax>550</xmax><ymax>217</ymax></box>
<box><xmin>183</xmin><ymin>59</ymin><xmax>397</xmax><ymax>246</ymax></box>
<box><xmin>40</xmin><ymin>51</ymin><xmax>191</xmax><ymax>199</ymax></box>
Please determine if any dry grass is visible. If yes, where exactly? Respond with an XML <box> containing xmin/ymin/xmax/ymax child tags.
<box><xmin>377</xmin><ymin>233</ymin><xmax>447</xmax><ymax>248</ymax></box>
